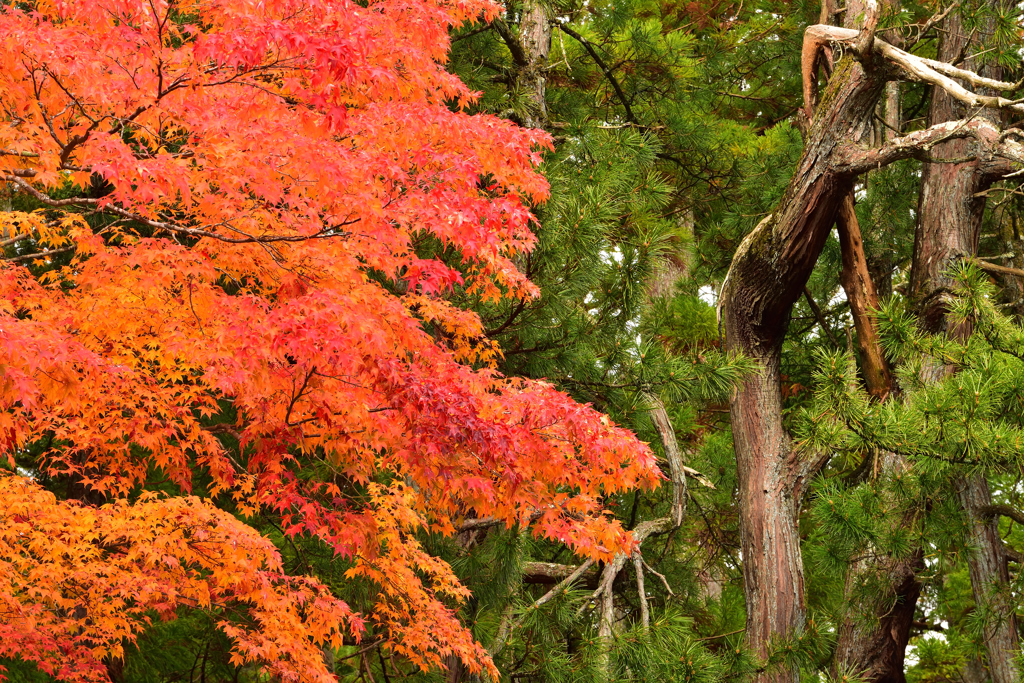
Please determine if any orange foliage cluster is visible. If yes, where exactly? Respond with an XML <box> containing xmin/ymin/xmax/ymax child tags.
<box><xmin>0</xmin><ymin>0</ymin><xmax>659</xmax><ymax>677</ymax></box>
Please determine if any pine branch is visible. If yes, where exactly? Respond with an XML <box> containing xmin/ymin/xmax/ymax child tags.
<box><xmin>803</xmin><ymin>286</ymin><xmax>841</xmax><ymax>347</ymax></box>
<box><xmin>555</xmin><ymin>24</ymin><xmax>637</xmax><ymax>124</ymax></box>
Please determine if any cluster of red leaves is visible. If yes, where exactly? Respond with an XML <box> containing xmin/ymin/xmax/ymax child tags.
<box><xmin>0</xmin><ymin>477</ymin><xmax>361</xmax><ymax>683</ymax></box>
<box><xmin>0</xmin><ymin>0</ymin><xmax>659</xmax><ymax>677</ymax></box>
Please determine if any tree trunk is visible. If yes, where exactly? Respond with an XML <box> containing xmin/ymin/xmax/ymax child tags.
<box><xmin>491</xmin><ymin>0</ymin><xmax>551</xmax><ymax>129</ymax></box>
<box><xmin>724</xmin><ymin>49</ymin><xmax>886</xmax><ymax>681</ymax></box>
<box><xmin>724</xmin><ymin>9</ymin><xmax>1024</xmax><ymax>679</ymax></box>
<box><xmin>908</xmin><ymin>8</ymin><xmax>1020</xmax><ymax>682</ymax></box>
<box><xmin>832</xmin><ymin>549</ymin><xmax>923</xmax><ymax>683</ymax></box>
<box><xmin>518</xmin><ymin>0</ymin><xmax>550</xmax><ymax>129</ymax></box>
<box><xmin>958</xmin><ymin>476</ymin><xmax>1020</xmax><ymax>683</ymax></box>
<box><xmin>909</xmin><ymin>12</ymin><xmax>993</xmax><ymax>326</ymax></box>
<box><xmin>827</xmin><ymin>6</ymin><xmax>922</xmax><ymax>677</ymax></box>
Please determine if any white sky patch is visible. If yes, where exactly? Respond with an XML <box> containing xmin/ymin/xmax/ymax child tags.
<box><xmin>699</xmin><ymin>284</ymin><xmax>717</xmax><ymax>306</ymax></box>
<box><xmin>604</xmin><ymin>246</ymin><xmax>624</xmax><ymax>264</ymax></box>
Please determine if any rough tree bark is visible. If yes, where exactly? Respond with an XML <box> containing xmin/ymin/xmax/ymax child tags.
<box><xmin>724</xmin><ymin>39</ymin><xmax>887</xmax><ymax>681</ymax></box>
<box><xmin>491</xmin><ymin>0</ymin><xmax>551</xmax><ymax>129</ymax></box>
<box><xmin>827</xmin><ymin>4</ymin><xmax>922</xmax><ymax>680</ymax></box>
<box><xmin>832</xmin><ymin>550</ymin><xmax>923</xmax><ymax>683</ymax></box>
<box><xmin>909</xmin><ymin>8</ymin><xmax>1020</xmax><ymax>681</ymax></box>
<box><xmin>724</xmin><ymin>10</ymin><xmax>1024</xmax><ymax>681</ymax></box>
<box><xmin>517</xmin><ymin>0</ymin><xmax>550</xmax><ymax>128</ymax></box>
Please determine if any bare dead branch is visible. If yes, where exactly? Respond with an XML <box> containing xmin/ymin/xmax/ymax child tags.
<box><xmin>522</xmin><ymin>560</ymin><xmax>598</xmax><ymax>583</ymax></box>
<box><xmin>833</xmin><ymin>117</ymin><xmax>997</xmax><ymax>174</ymax></box>
<box><xmin>805</xmin><ymin>25</ymin><xmax>1024</xmax><ymax>118</ymax></box>
<box><xmin>641</xmin><ymin>557</ymin><xmax>674</xmax><ymax>596</ymax></box>
<box><xmin>647</xmin><ymin>394</ymin><xmax>686</xmax><ymax>527</ymax></box>
<box><xmin>632</xmin><ymin>551</ymin><xmax>650</xmax><ymax>629</ymax></box>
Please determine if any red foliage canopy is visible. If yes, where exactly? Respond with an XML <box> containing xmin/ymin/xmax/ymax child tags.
<box><xmin>0</xmin><ymin>0</ymin><xmax>658</xmax><ymax>677</ymax></box>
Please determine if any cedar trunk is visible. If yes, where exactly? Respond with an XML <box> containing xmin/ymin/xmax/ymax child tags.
<box><xmin>908</xmin><ymin>9</ymin><xmax>1020</xmax><ymax>682</ymax></box>
<box><xmin>518</xmin><ymin>0</ymin><xmax>550</xmax><ymax>128</ymax></box>
<box><xmin>724</xmin><ymin>53</ymin><xmax>885</xmax><ymax>682</ymax></box>
<box><xmin>829</xmin><ymin>4</ymin><xmax>918</xmax><ymax>673</ymax></box>
<box><xmin>832</xmin><ymin>549</ymin><xmax>923</xmax><ymax>683</ymax></box>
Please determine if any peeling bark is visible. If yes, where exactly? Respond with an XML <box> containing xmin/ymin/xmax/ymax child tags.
<box><xmin>724</xmin><ymin>49</ymin><xmax>885</xmax><ymax>682</ymax></box>
<box><xmin>837</xmin><ymin>194</ymin><xmax>893</xmax><ymax>399</ymax></box>
<box><xmin>723</xmin><ymin>11</ymin><xmax>1024</xmax><ymax>681</ymax></box>
<box><xmin>648</xmin><ymin>395</ymin><xmax>687</xmax><ymax>527</ymax></box>
<box><xmin>908</xmin><ymin>9</ymin><xmax>1020</xmax><ymax>682</ymax></box>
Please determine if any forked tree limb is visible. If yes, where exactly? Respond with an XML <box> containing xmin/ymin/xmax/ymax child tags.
<box><xmin>802</xmin><ymin>24</ymin><xmax>1024</xmax><ymax>123</ymax></box>
<box><xmin>833</xmin><ymin>117</ymin><xmax>1024</xmax><ymax>174</ymax></box>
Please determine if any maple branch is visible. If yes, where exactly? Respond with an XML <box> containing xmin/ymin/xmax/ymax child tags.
<box><xmin>0</xmin><ymin>149</ymin><xmax>39</xmax><ymax>158</ymax></box>
<box><xmin>285</xmin><ymin>366</ymin><xmax>317</xmax><ymax>427</ymax></box>
<box><xmin>457</xmin><ymin>510</ymin><xmax>550</xmax><ymax>533</ymax></box>
<box><xmin>187</xmin><ymin>277</ymin><xmax>206</xmax><ymax>338</ymax></box>
<box><xmin>3</xmin><ymin>247</ymin><xmax>74</xmax><ymax>263</ymax></box>
<box><xmin>4</xmin><ymin>176</ymin><xmax>100</xmax><ymax>207</ymax></box>
<box><xmin>4</xmin><ymin>176</ymin><xmax>360</xmax><ymax>245</ymax></box>
<box><xmin>0</xmin><ymin>232</ymin><xmax>33</xmax><ymax>247</ymax></box>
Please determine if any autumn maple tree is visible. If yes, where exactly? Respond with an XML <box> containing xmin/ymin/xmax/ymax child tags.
<box><xmin>0</xmin><ymin>0</ymin><xmax>661</xmax><ymax>677</ymax></box>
